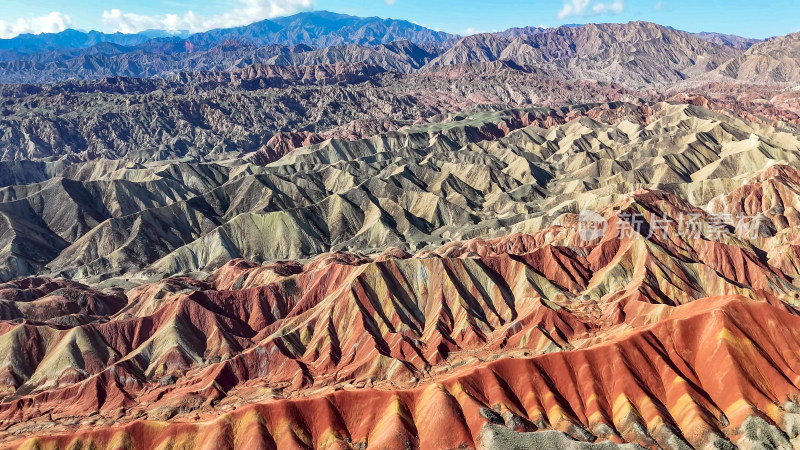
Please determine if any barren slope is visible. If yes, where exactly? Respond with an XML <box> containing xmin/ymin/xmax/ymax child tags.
<box><xmin>3</xmin><ymin>175</ymin><xmax>800</xmax><ymax>447</ymax></box>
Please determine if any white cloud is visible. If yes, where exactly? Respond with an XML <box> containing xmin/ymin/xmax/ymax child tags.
<box><xmin>385</xmin><ymin>0</ymin><xmax>397</xmax><ymax>5</ymax></box>
<box><xmin>557</xmin><ymin>0</ymin><xmax>624</xmax><ymax>19</ymax></box>
<box><xmin>558</xmin><ymin>0</ymin><xmax>589</xmax><ymax>19</ymax></box>
<box><xmin>592</xmin><ymin>0</ymin><xmax>624</xmax><ymax>14</ymax></box>
<box><xmin>102</xmin><ymin>0</ymin><xmax>316</xmax><ymax>34</ymax></box>
<box><xmin>0</xmin><ymin>11</ymin><xmax>73</xmax><ymax>39</ymax></box>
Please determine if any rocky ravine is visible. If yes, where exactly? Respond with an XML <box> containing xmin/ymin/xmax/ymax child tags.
<box><xmin>0</xmin><ymin>97</ymin><xmax>800</xmax><ymax>447</ymax></box>
<box><xmin>3</xmin><ymin>9</ymin><xmax>800</xmax><ymax>450</ymax></box>
<box><xmin>0</xmin><ymin>62</ymin><xmax>640</xmax><ymax>162</ymax></box>
<box><xmin>4</xmin><ymin>169</ymin><xmax>800</xmax><ymax>447</ymax></box>
<box><xmin>1</xmin><ymin>100</ymin><xmax>799</xmax><ymax>285</ymax></box>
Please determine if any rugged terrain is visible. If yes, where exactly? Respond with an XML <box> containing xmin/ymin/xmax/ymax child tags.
<box><xmin>0</xmin><ymin>9</ymin><xmax>800</xmax><ymax>450</ymax></box>
<box><xmin>0</xmin><ymin>101</ymin><xmax>797</xmax><ymax>284</ymax></box>
<box><xmin>1</xmin><ymin>100</ymin><xmax>800</xmax><ymax>448</ymax></box>
<box><xmin>0</xmin><ymin>13</ymin><xmax>799</xmax><ymax>87</ymax></box>
<box><xmin>0</xmin><ymin>16</ymin><xmax>799</xmax><ymax>164</ymax></box>
<box><xmin>0</xmin><ymin>62</ymin><xmax>642</xmax><ymax>162</ymax></box>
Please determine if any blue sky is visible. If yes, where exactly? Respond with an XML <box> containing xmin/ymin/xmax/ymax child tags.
<box><xmin>0</xmin><ymin>0</ymin><xmax>798</xmax><ymax>39</ymax></box>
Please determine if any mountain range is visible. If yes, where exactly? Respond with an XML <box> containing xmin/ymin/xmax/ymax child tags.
<box><xmin>0</xmin><ymin>12</ymin><xmax>798</xmax><ymax>87</ymax></box>
<box><xmin>1</xmin><ymin>9</ymin><xmax>800</xmax><ymax>450</ymax></box>
<box><xmin>0</xmin><ymin>12</ymin><xmax>456</xmax><ymax>80</ymax></box>
<box><xmin>4</xmin><ymin>101</ymin><xmax>800</xmax><ymax>448</ymax></box>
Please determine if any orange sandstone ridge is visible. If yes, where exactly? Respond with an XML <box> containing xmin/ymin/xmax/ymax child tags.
<box><xmin>3</xmin><ymin>167</ymin><xmax>800</xmax><ymax>448</ymax></box>
<box><xmin>7</xmin><ymin>295</ymin><xmax>798</xmax><ymax>449</ymax></box>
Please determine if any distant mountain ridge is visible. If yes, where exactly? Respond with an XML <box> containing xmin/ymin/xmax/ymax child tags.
<box><xmin>0</xmin><ymin>12</ymin><xmax>795</xmax><ymax>88</ymax></box>
<box><xmin>184</xmin><ymin>11</ymin><xmax>456</xmax><ymax>48</ymax></box>
<box><xmin>691</xmin><ymin>31</ymin><xmax>761</xmax><ymax>49</ymax></box>
<box><xmin>426</xmin><ymin>21</ymin><xmax>740</xmax><ymax>88</ymax></box>
<box><xmin>0</xmin><ymin>29</ymin><xmax>184</xmax><ymax>55</ymax></box>
<box><xmin>707</xmin><ymin>31</ymin><xmax>800</xmax><ymax>84</ymax></box>
<box><xmin>0</xmin><ymin>11</ymin><xmax>458</xmax><ymax>82</ymax></box>
<box><xmin>0</xmin><ymin>11</ymin><xmax>457</xmax><ymax>55</ymax></box>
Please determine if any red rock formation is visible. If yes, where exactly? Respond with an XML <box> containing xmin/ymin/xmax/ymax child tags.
<box><xmin>669</xmin><ymin>85</ymin><xmax>800</xmax><ymax>129</ymax></box>
<box><xmin>7</xmin><ymin>295</ymin><xmax>800</xmax><ymax>449</ymax></box>
<box><xmin>246</xmin><ymin>131</ymin><xmax>325</xmax><ymax>166</ymax></box>
<box><xmin>0</xmin><ymin>278</ymin><xmax>126</xmax><ymax>322</ymax></box>
<box><xmin>4</xmin><ymin>175</ymin><xmax>800</xmax><ymax>448</ymax></box>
